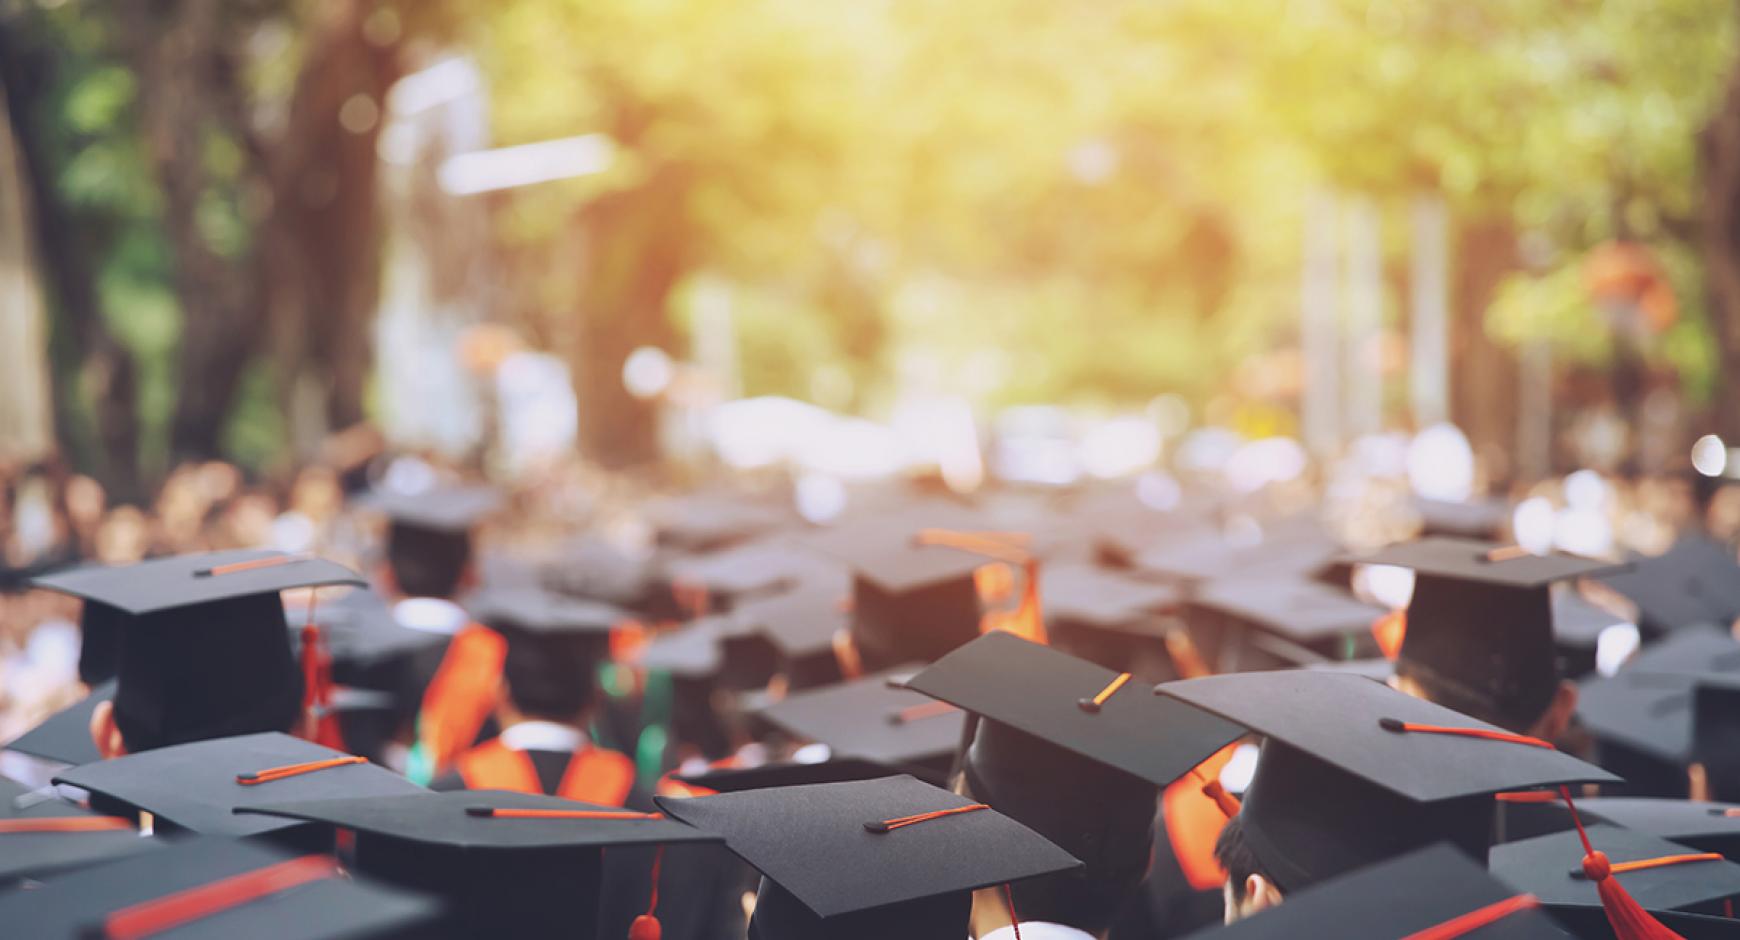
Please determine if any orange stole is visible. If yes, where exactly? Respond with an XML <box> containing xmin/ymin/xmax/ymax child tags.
<box><xmin>418</xmin><ymin>624</ymin><xmax>508</xmax><ymax>774</ymax></box>
<box><xmin>457</xmin><ymin>738</ymin><xmax>636</xmax><ymax>806</ymax></box>
<box><xmin>1163</xmin><ymin>743</ymin><xmax>1239</xmax><ymax>890</ymax></box>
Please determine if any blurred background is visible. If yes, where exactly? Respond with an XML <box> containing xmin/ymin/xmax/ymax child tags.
<box><xmin>4</xmin><ymin>0</ymin><xmax>1740</xmax><ymax>557</ymax></box>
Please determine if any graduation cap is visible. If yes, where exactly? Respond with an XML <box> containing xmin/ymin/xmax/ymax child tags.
<box><xmin>1133</xmin><ymin>518</ymin><xmax>1344</xmax><ymax>585</ymax></box>
<box><xmin>1156</xmin><ymin>670</ymin><xmax>1619</xmax><ymax>889</ymax></box>
<box><xmin>1553</xmin><ymin>589</ymin><xmax>1637</xmax><ymax>679</ymax></box>
<box><xmin>644</xmin><ymin>492</ymin><xmax>790</xmax><ymax>553</ymax></box>
<box><xmin>466</xmin><ymin>586</ymin><xmax>625</xmax><ymax>724</ymax></box>
<box><xmin>1353</xmin><ymin>538</ymin><xmax>1626</xmax><ymax>729</ymax></box>
<box><xmin>814</xmin><ymin>522</ymin><xmax>988</xmax><ymax>672</ymax></box>
<box><xmin>1190</xmin><ymin>577</ymin><xmax>1387</xmax><ymax>655</ymax></box>
<box><xmin>1572</xmin><ymin>798</ymin><xmax>1740</xmax><ymax>861</ymax></box>
<box><xmin>362</xmin><ymin>483</ymin><xmax>501</xmax><ymax>600</ymax></box>
<box><xmin>1577</xmin><ymin>627</ymin><xmax>1740</xmax><ymax>798</ymax></box>
<box><xmin>78</xmin><ymin>599</ymin><xmax>126</xmax><ymax>686</ymax></box>
<box><xmin>665</xmin><ymin>538</ymin><xmax>845</xmax><ymax>608</ymax></box>
<box><xmin>31</xmin><ymin>551</ymin><xmax>366</xmax><ymax>752</ymax></box>
<box><xmin>2</xmin><ymin>680</ymin><xmax>113</xmax><ymax>767</ymax></box>
<box><xmin>1492</xmin><ymin>823</ymin><xmax>1740</xmax><ymax>930</ymax></box>
<box><xmin>671</xmin><ymin>757</ymin><xmax>901</xmax><ymax>793</ymax></box>
<box><xmin>236</xmin><ymin>787</ymin><xmax>718</xmax><ymax>939</ymax></box>
<box><xmin>905</xmin><ymin>631</ymin><xmax>1243</xmax><ymax>933</ymax></box>
<box><xmin>1597</xmin><ymin>534</ymin><xmax>1740</xmax><ymax>635</ymax></box>
<box><xmin>1177</xmin><ymin>842</ymin><xmax>1572</xmax><ymax>939</ymax></box>
<box><xmin>1040</xmin><ymin>562</ymin><xmax>1184</xmax><ymax>680</ymax></box>
<box><xmin>655</xmin><ymin>774</ymin><xmax>1082</xmax><ymax>940</ymax></box>
<box><xmin>731</xmin><ymin>586</ymin><xmax>853</xmax><ymax>689</ymax></box>
<box><xmin>755</xmin><ymin>671</ymin><xmax>967</xmax><ymax>784</ymax></box>
<box><xmin>0</xmin><ymin>773</ymin><xmax>155</xmax><ymax>885</ymax></box>
<box><xmin>0</xmin><ymin>833</ymin><xmax>442</xmax><ymax>939</ymax></box>
<box><xmin>53</xmin><ymin>731</ymin><xmax>424</xmax><ymax>841</ymax></box>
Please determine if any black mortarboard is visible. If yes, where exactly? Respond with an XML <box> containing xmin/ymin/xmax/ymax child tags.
<box><xmin>1041</xmin><ymin>562</ymin><xmax>1185</xmax><ymax>679</ymax></box>
<box><xmin>1190</xmin><ymin>577</ymin><xmax>1386</xmax><ymax>650</ymax></box>
<box><xmin>755</xmin><ymin>671</ymin><xmax>966</xmax><ymax>783</ymax></box>
<box><xmin>655</xmin><ymin>774</ymin><xmax>1082</xmax><ymax>940</ymax></box>
<box><xmin>0</xmin><ymin>833</ymin><xmax>442</xmax><ymax>939</ymax></box>
<box><xmin>1355</xmin><ymin>538</ymin><xmax>1626</xmax><ymax>728</ymax></box>
<box><xmin>0</xmin><ymin>773</ymin><xmax>155</xmax><ymax>885</ymax></box>
<box><xmin>1598</xmin><ymin>534</ymin><xmax>1740</xmax><ymax>635</ymax></box>
<box><xmin>1157</xmin><ymin>670</ymin><xmax>1619</xmax><ymax>889</ymax></box>
<box><xmin>1573</xmin><ymin>798</ymin><xmax>1740</xmax><ymax>861</ymax></box>
<box><xmin>645</xmin><ymin>493</ymin><xmax>791</xmax><ymax>553</ymax></box>
<box><xmin>1553</xmin><ymin>589</ymin><xmax>1634</xmax><ymax>678</ymax></box>
<box><xmin>1492</xmin><ymin>824</ymin><xmax>1740</xmax><ymax>925</ymax></box>
<box><xmin>237</xmin><ymin>788</ymin><xmax>717</xmax><ymax>939</ymax></box>
<box><xmin>731</xmin><ymin>586</ymin><xmax>852</xmax><ymax>688</ymax></box>
<box><xmin>31</xmin><ymin>551</ymin><xmax>366</xmax><ymax>752</ymax></box>
<box><xmin>292</xmin><ymin>588</ymin><xmax>446</xmax><ymax>680</ymax></box>
<box><xmin>3</xmin><ymin>680</ymin><xmax>112</xmax><ymax>767</ymax></box>
<box><xmin>905</xmin><ymin>631</ymin><xmax>1242</xmax><ymax>789</ymax></box>
<box><xmin>466</xmin><ymin>586</ymin><xmax>623</xmax><ymax>723</ymax></box>
<box><xmin>639</xmin><ymin>617</ymin><xmax>727</xmax><ymax>679</ymax></box>
<box><xmin>1694</xmin><ymin>675</ymin><xmax>1740</xmax><ymax>802</ymax></box>
<box><xmin>54</xmin><ymin>731</ymin><xmax>424</xmax><ymax>840</ymax></box>
<box><xmin>1177</xmin><ymin>842</ymin><xmax>1571</xmax><ymax>939</ymax></box>
<box><xmin>814</xmin><ymin>523</ymin><xmax>987</xmax><ymax>671</ymax></box>
<box><xmin>1577</xmin><ymin>627</ymin><xmax>1740</xmax><ymax>797</ymax></box>
<box><xmin>78</xmin><ymin>599</ymin><xmax>126</xmax><ymax>685</ymax></box>
<box><xmin>672</xmin><ymin>757</ymin><xmax>901</xmax><ymax>793</ymax></box>
<box><xmin>905</xmin><ymin>631</ymin><xmax>1242</xmax><ymax>932</ymax></box>
<box><xmin>666</xmin><ymin>538</ymin><xmax>845</xmax><ymax>608</ymax></box>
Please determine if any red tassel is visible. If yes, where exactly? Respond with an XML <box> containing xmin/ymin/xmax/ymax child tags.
<box><xmin>1559</xmin><ymin>787</ymin><xmax>1685</xmax><ymax>940</ymax></box>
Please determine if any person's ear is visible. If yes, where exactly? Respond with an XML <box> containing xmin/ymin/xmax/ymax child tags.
<box><xmin>1532</xmin><ymin>681</ymin><xmax>1580</xmax><ymax>743</ymax></box>
<box><xmin>1244</xmin><ymin>874</ymin><xmax>1282</xmax><ymax>916</ymax></box>
<box><xmin>89</xmin><ymin>699</ymin><xmax>127</xmax><ymax>760</ymax></box>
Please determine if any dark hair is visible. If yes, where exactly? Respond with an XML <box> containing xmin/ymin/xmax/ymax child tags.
<box><xmin>500</xmin><ymin>632</ymin><xmax>602</xmax><ymax>723</ymax></box>
<box><xmin>386</xmin><ymin>523</ymin><xmax>471</xmax><ymax>600</ymax></box>
<box><xmin>1214</xmin><ymin>814</ymin><xmax>1278</xmax><ymax>904</ymax></box>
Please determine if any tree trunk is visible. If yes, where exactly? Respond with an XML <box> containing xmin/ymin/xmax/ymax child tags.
<box><xmin>1703</xmin><ymin>32</ymin><xmax>1740</xmax><ymax>445</ymax></box>
<box><xmin>263</xmin><ymin>0</ymin><xmax>399</xmax><ymax>455</ymax></box>
<box><xmin>117</xmin><ymin>0</ymin><xmax>265</xmax><ymax>464</ymax></box>
<box><xmin>570</xmin><ymin>165</ymin><xmax>690</xmax><ymax>468</ymax></box>
<box><xmin>0</xmin><ymin>81</ymin><xmax>55</xmax><ymax>463</ymax></box>
<box><xmin>0</xmin><ymin>14</ymin><xmax>142</xmax><ymax>496</ymax></box>
<box><xmin>1450</xmin><ymin>220</ymin><xmax>1522</xmax><ymax>487</ymax></box>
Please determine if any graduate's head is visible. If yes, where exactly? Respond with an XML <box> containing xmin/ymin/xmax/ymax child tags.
<box><xmin>367</xmin><ymin>484</ymin><xmax>500</xmax><ymax>602</ymax></box>
<box><xmin>1214</xmin><ymin>814</ymin><xmax>1282</xmax><ymax>923</ymax></box>
<box><xmin>27</xmin><ymin>551</ymin><xmax>366</xmax><ymax>757</ymax></box>
<box><xmin>470</xmin><ymin>588</ymin><xmax>620</xmax><ymax>726</ymax></box>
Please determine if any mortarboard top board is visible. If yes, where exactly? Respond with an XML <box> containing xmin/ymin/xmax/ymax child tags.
<box><xmin>671</xmin><ymin>757</ymin><xmax>901</xmax><ymax>793</ymax></box>
<box><xmin>1622</xmin><ymin>624</ymin><xmax>1740</xmax><ymax>678</ymax></box>
<box><xmin>1492</xmin><ymin>823</ymin><xmax>1740</xmax><ymax>918</ymax></box>
<box><xmin>654</xmin><ymin>774</ymin><xmax>1081</xmax><ymax>938</ymax></box>
<box><xmin>541</xmin><ymin>534</ymin><xmax>663</xmax><ymax>607</ymax></box>
<box><xmin>357</xmin><ymin>483</ymin><xmax>502</xmax><ymax>532</ymax></box>
<box><xmin>29</xmin><ymin>549</ymin><xmax>366</xmax><ymax>616</ymax></box>
<box><xmin>1177</xmin><ymin>842</ymin><xmax>1571</xmax><ymax>940</ymax></box>
<box><xmin>54</xmin><ymin>731</ymin><xmax>424</xmax><ymax>839</ymax></box>
<box><xmin>1598</xmin><ymin>534</ymin><xmax>1740</xmax><ymax>634</ymax></box>
<box><xmin>0</xmin><ymin>833</ymin><xmax>442</xmax><ymax>940</ymax></box>
<box><xmin>291</xmin><ymin>587</ymin><xmax>445</xmax><ymax>676</ymax></box>
<box><xmin>755</xmin><ymin>670</ymin><xmax>966</xmax><ymax>781</ymax></box>
<box><xmin>1552</xmin><ymin>588</ymin><xmax>1631</xmax><ymax>650</ymax></box>
<box><xmin>3</xmin><ymin>680</ymin><xmax>113</xmax><ymax>767</ymax></box>
<box><xmin>1157</xmin><ymin>670</ymin><xmax>1618</xmax><ymax>889</ymax></box>
<box><xmin>731</xmin><ymin>585</ymin><xmax>852</xmax><ymax>659</ymax></box>
<box><xmin>644</xmin><ymin>492</ymin><xmax>791</xmax><ymax>552</ymax></box>
<box><xmin>1571</xmin><ymin>798</ymin><xmax>1740</xmax><ymax>860</ymax></box>
<box><xmin>809</xmin><ymin>519</ymin><xmax>990</xmax><ymax>670</ymax></box>
<box><xmin>1413</xmin><ymin>495</ymin><xmax>1511</xmax><ymax>540</ymax></box>
<box><xmin>665</xmin><ymin>537</ymin><xmax>844</xmax><ymax>601</ymax></box>
<box><xmin>1304</xmin><ymin>657</ymin><xmax>1395</xmax><ymax>682</ymax></box>
<box><xmin>1575</xmin><ymin>626</ymin><xmax>1740</xmax><ymax>775</ymax></box>
<box><xmin>1156</xmin><ymin>670</ymin><xmax>1619</xmax><ymax>805</ymax></box>
<box><xmin>813</xmin><ymin>522</ymin><xmax>989</xmax><ymax>595</ymax></box>
<box><xmin>465</xmin><ymin>585</ymin><xmax>626</xmax><ymax>635</ymax></box>
<box><xmin>639</xmin><ymin>617</ymin><xmax>729</xmax><ymax>679</ymax></box>
<box><xmin>1190</xmin><ymin>577</ymin><xmax>1387</xmax><ymax>644</ymax></box>
<box><xmin>0</xmin><ymin>772</ymin><xmax>156</xmax><ymax>885</ymax></box>
<box><xmin>238</xmin><ymin>788</ymin><xmax>718</xmax><ymax>940</ymax></box>
<box><xmin>1042</xmin><ymin>562</ymin><xmax>1180</xmax><ymax>630</ymax></box>
<box><xmin>903</xmin><ymin>630</ymin><xmax>1242</xmax><ymax>788</ymax></box>
<box><xmin>1353</xmin><ymin>537</ymin><xmax>1627</xmax><ymax>588</ymax></box>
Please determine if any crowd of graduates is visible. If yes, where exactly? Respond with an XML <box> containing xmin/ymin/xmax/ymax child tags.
<box><xmin>4</xmin><ymin>436</ymin><xmax>1740</xmax><ymax>939</ymax></box>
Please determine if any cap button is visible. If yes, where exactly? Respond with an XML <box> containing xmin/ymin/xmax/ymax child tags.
<box><xmin>1582</xmin><ymin>851</ymin><xmax>1612</xmax><ymax>881</ymax></box>
<box><xmin>1076</xmin><ymin>697</ymin><xmax>1102</xmax><ymax>714</ymax></box>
